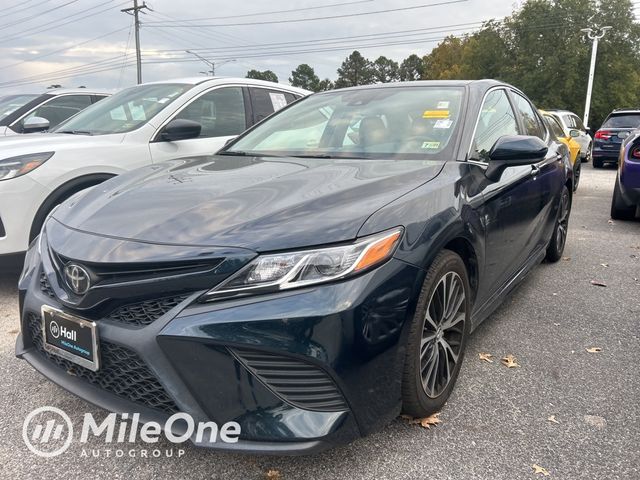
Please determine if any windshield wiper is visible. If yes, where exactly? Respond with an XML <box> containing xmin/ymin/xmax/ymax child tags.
<box><xmin>290</xmin><ymin>153</ymin><xmax>334</xmax><ymax>159</ymax></box>
<box><xmin>218</xmin><ymin>151</ymin><xmax>281</xmax><ymax>157</ymax></box>
<box><xmin>57</xmin><ymin>129</ymin><xmax>93</xmax><ymax>135</ymax></box>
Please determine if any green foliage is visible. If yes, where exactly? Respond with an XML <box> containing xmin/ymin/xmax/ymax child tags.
<box><xmin>246</xmin><ymin>69</ymin><xmax>279</xmax><ymax>83</ymax></box>
<box><xmin>372</xmin><ymin>56</ymin><xmax>400</xmax><ymax>83</ymax></box>
<box><xmin>399</xmin><ymin>54</ymin><xmax>425</xmax><ymax>81</ymax></box>
<box><xmin>289</xmin><ymin>64</ymin><xmax>321</xmax><ymax>92</ymax></box>
<box><xmin>335</xmin><ymin>51</ymin><xmax>374</xmax><ymax>88</ymax></box>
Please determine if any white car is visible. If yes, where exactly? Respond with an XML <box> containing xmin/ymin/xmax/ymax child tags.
<box><xmin>0</xmin><ymin>77</ymin><xmax>308</xmax><ymax>256</ymax></box>
<box><xmin>0</xmin><ymin>89</ymin><xmax>109</xmax><ymax>136</ymax></box>
<box><xmin>545</xmin><ymin>109</ymin><xmax>593</xmax><ymax>162</ymax></box>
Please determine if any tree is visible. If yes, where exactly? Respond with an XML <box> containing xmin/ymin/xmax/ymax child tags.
<box><xmin>317</xmin><ymin>78</ymin><xmax>334</xmax><ymax>91</ymax></box>
<box><xmin>246</xmin><ymin>69</ymin><xmax>279</xmax><ymax>83</ymax></box>
<box><xmin>289</xmin><ymin>64</ymin><xmax>321</xmax><ymax>91</ymax></box>
<box><xmin>423</xmin><ymin>36</ymin><xmax>466</xmax><ymax>80</ymax></box>
<box><xmin>335</xmin><ymin>51</ymin><xmax>374</xmax><ymax>88</ymax></box>
<box><xmin>398</xmin><ymin>54</ymin><xmax>425</xmax><ymax>81</ymax></box>
<box><xmin>372</xmin><ymin>56</ymin><xmax>399</xmax><ymax>83</ymax></box>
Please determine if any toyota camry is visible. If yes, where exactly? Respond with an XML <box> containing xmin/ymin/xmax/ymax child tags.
<box><xmin>16</xmin><ymin>80</ymin><xmax>573</xmax><ymax>454</ymax></box>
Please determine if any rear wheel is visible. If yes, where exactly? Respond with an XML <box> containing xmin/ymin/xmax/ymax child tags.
<box><xmin>401</xmin><ymin>250</ymin><xmax>470</xmax><ymax>417</ymax></box>
<box><xmin>582</xmin><ymin>145</ymin><xmax>592</xmax><ymax>163</ymax></box>
<box><xmin>610</xmin><ymin>174</ymin><xmax>636</xmax><ymax>220</ymax></box>
<box><xmin>546</xmin><ymin>185</ymin><xmax>571</xmax><ymax>262</ymax></box>
<box><xmin>573</xmin><ymin>160</ymin><xmax>581</xmax><ymax>192</ymax></box>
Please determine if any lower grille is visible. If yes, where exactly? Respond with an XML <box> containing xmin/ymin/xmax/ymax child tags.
<box><xmin>26</xmin><ymin>314</ymin><xmax>179</xmax><ymax>414</ymax></box>
<box><xmin>231</xmin><ymin>347</ymin><xmax>348</xmax><ymax>412</ymax></box>
<box><xmin>107</xmin><ymin>295</ymin><xmax>189</xmax><ymax>327</ymax></box>
<box><xmin>39</xmin><ymin>273</ymin><xmax>55</xmax><ymax>299</ymax></box>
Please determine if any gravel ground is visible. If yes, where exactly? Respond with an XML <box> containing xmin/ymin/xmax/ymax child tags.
<box><xmin>0</xmin><ymin>165</ymin><xmax>638</xmax><ymax>479</ymax></box>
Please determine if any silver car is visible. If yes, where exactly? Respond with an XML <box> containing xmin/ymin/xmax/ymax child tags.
<box><xmin>545</xmin><ymin>109</ymin><xmax>592</xmax><ymax>162</ymax></box>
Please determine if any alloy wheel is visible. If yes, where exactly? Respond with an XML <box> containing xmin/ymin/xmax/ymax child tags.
<box><xmin>420</xmin><ymin>271</ymin><xmax>466</xmax><ymax>398</ymax></box>
<box><xmin>556</xmin><ymin>190</ymin><xmax>570</xmax><ymax>252</ymax></box>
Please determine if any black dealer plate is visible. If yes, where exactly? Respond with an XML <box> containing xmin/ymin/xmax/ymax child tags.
<box><xmin>41</xmin><ymin>306</ymin><xmax>100</xmax><ymax>371</ymax></box>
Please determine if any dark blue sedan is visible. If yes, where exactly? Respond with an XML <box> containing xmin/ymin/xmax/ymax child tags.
<box><xmin>16</xmin><ymin>80</ymin><xmax>573</xmax><ymax>454</ymax></box>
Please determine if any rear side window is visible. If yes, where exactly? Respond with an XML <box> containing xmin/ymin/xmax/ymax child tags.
<box><xmin>572</xmin><ymin>115</ymin><xmax>586</xmax><ymax>131</ymax></box>
<box><xmin>472</xmin><ymin>89</ymin><xmax>519</xmax><ymax>160</ymax></box>
<box><xmin>249</xmin><ymin>88</ymin><xmax>295</xmax><ymax>123</ymax></box>
<box><xmin>172</xmin><ymin>87</ymin><xmax>246</xmax><ymax>138</ymax></box>
<box><xmin>19</xmin><ymin>94</ymin><xmax>92</xmax><ymax>130</ymax></box>
<box><xmin>602</xmin><ymin>113</ymin><xmax>640</xmax><ymax>129</ymax></box>
<box><xmin>562</xmin><ymin>114</ymin><xmax>576</xmax><ymax>129</ymax></box>
<box><xmin>545</xmin><ymin>115</ymin><xmax>565</xmax><ymax>138</ymax></box>
<box><xmin>512</xmin><ymin>93</ymin><xmax>545</xmax><ymax>139</ymax></box>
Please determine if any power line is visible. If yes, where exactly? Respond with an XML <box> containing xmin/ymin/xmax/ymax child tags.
<box><xmin>0</xmin><ymin>0</ymin><xmax>80</xmax><ymax>31</ymax></box>
<box><xmin>145</xmin><ymin>0</ymin><xmax>375</xmax><ymax>23</ymax></box>
<box><xmin>4</xmin><ymin>0</ymin><xmax>50</xmax><ymax>17</ymax></box>
<box><xmin>121</xmin><ymin>0</ymin><xmax>150</xmax><ymax>84</ymax></box>
<box><xmin>145</xmin><ymin>0</ymin><xmax>469</xmax><ymax>28</ymax></box>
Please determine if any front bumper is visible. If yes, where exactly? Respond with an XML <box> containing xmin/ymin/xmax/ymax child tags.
<box><xmin>0</xmin><ymin>174</ymin><xmax>51</xmax><ymax>255</ymax></box>
<box><xmin>16</xmin><ymin>241</ymin><xmax>423</xmax><ymax>454</ymax></box>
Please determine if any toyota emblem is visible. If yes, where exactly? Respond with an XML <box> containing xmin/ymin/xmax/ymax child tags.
<box><xmin>63</xmin><ymin>264</ymin><xmax>91</xmax><ymax>295</ymax></box>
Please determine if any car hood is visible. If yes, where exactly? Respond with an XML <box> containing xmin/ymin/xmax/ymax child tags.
<box><xmin>0</xmin><ymin>132</ymin><xmax>123</xmax><ymax>157</ymax></box>
<box><xmin>52</xmin><ymin>154</ymin><xmax>445</xmax><ymax>252</ymax></box>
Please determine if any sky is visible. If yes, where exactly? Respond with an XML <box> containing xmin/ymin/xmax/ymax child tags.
<box><xmin>0</xmin><ymin>0</ymin><xmax>517</xmax><ymax>94</ymax></box>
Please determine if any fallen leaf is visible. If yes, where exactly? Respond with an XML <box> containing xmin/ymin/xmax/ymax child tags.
<box><xmin>608</xmin><ymin>219</ymin><xmax>615</xmax><ymax>225</ymax></box>
<box><xmin>407</xmin><ymin>412</ymin><xmax>442</xmax><ymax>429</ymax></box>
<box><xmin>479</xmin><ymin>352</ymin><xmax>494</xmax><ymax>363</ymax></box>
<box><xmin>547</xmin><ymin>415</ymin><xmax>560</xmax><ymax>424</ymax></box>
<box><xmin>586</xmin><ymin>347</ymin><xmax>602</xmax><ymax>353</ymax></box>
<box><xmin>590</xmin><ymin>280</ymin><xmax>607</xmax><ymax>287</ymax></box>
<box><xmin>553</xmin><ymin>323</ymin><xmax>560</xmax><ymax>327</ymax></box>
<box><xmin>532</xmin><ymin>464</ymin><xmax>550</xmax><ymax>476</ymax></box>
<box><xmin>265</xmin><ymin>469</ymin><xmax>281</xmax><ymax>480</ymax></box>
<box><xmin>501</xmin><ymin>354</ymin><xmax>520</xmax><ymax>368</ymax></box>
<box><xmin>600</xmin><ymin>263</ymin><xmax>609</xmax><ymax>268</ymax></box>
<box><xmin>562</xmin><ymin>257</ymin><xmax>571</xmax><ymax>261</ymax></box>
<box><xmin>8</xmin><ymin>329</ymin><xmax>18</xmax><ymax>334</ymax></box>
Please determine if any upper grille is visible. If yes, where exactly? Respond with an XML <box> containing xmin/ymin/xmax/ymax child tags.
<box><xmin>231</xmin><ymin>347</ymin><xmax>348</xmax><ymax>412</ymax></box>
<box><xmin>39</xmin><ymin>273</ymin><xmax>55</xmax><ymax>299</ymax></box>
<box><xmin>26</xmin><ymin>314</ymin><xmax>179</xmax><ymax>414</ymax></box>
<box><xmin>106</xmin><ymin>295</ymin><xmax>190</xmax><ymax>327</ymax></box>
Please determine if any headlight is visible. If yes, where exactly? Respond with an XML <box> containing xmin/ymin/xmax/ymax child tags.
<box><xmin>204</xmin><ymin>228</ymin><xmax>403</xmax><ymax>300</ymax></box>
<box><xmin>0</xmin><ymin>151</ymin><xmax>54</xmax><ymax>181</ymax></box>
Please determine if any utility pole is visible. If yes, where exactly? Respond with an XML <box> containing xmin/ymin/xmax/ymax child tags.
<box><xmin>580</xmin><ymin>26</ymin><xmax>611</xmax><ymax>128</ymax></box>
<box><xmin>122</xmin><ymin>0</ymin><xmax>149</xmax><ymax>84</ymax></box>
<box><xmin>185</xmin><ymin>50</ymin><xmax>236</xmax><ymax>76</ymax></box>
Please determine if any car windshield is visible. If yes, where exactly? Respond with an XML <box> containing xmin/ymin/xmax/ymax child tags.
<box><xmin>0</xmin><ymin>94</ymin><xmax>38</xmax><ymax>120</ymax></box>
<box><xmin>52</xmin><ymin>83</ymin><xmax>192</xmax><ymax>135</ymax></box>
<box><xmin>224</xmin><ymin>86</ymin><xmax>465</xmax><ymax>159</ymax></box>
<box><xmin>602</xmin><ymin>113</ymin><xmax>640</xmax><ymax>129</ymax></box>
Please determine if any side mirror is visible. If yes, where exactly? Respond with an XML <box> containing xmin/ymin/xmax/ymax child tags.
<box><xmin>160</xmin><ymin>119</ymin><xmax>201</xmax><ymax>142</ymax></box>
<box><xmin>485</xmin><ymin>135</ymin><xmax>548</xmax><ymax>181</ymax></box>
<box><xmin>569</xmin><ymin>129</ymin><xmax>580</xmax><ymax>138</ymax></box>
<box><xmin>23</xmin><ymin>116</ymin><xmax>50</xmax><ymax>133</ymax></box>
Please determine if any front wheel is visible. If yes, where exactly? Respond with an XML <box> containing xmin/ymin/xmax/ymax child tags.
<box><xmin>573</xmin><ymin>160</ymin><xmax>581</xmax><ymax>192</ymax></box>
<box><xmin>401</xmin><ymin>250</ymin><xmax>470</xmax><ymax>417</ymax></box>
<box><xmin>546</xmin><ymin>185</ymin><xmax>571</xmax><ymax>262</ymax></box>
<box><xmin>610</xmin><ymin>174</ymin><xmax>636</xmax><ymax>220</ymax></box>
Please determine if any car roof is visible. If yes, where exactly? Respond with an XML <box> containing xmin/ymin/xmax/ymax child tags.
<box><xmin>41</xmin><ymin>88</ymin><xmax>111</xmax><ymax>96</ymax></box>
<box><xmin>314</xmin><ymin>79</ymin><xmax>513</xmax><ymax>94</ymax></box>
<box><xmin>611</xmin><ymin>108</ymin><xmax>640</xmax><ymax>114</ymax></box>
<box><xmin>140</xmin><ymin>76</ymin><xmax>310</xmax><ymax>95</ymax></box>
<box><xmin>544</xmin><ymin>109</ymin><xmax>578</xmax><ymax>116</ymax></box>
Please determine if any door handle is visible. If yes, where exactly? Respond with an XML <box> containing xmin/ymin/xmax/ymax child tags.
<box><xmin>530</xmin><ymin>165</ymin><xmax>541</xmax><ymax>177</ymax></box>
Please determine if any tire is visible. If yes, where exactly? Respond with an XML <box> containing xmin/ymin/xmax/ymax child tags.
<box><xmin>581</xmin><ymin>145</ymin><xmax>591</xmax><ymax>163</ymax></box>
<box><xmin>610</xmin><ymin>174</ymin><xmax>636</xmax><ymax>220</ymax></box>
<box><xmin>401</xmin><ymin>250</ymin><xmax>471</xmax><ymax>417</ymax></box>
<box><xmin>573</xmin><ymin>160</ymin><xmax>581</xmax><ymax>192</ymax></box>
<box><xmin>593</xmin><ymin>157</ymin><xmax>603</xmax><ymax>168</ymax></box>
<box><xmin>546</xmin><ymin>185</ymin><xmax>571</xmax><ymax>262</ymax></box>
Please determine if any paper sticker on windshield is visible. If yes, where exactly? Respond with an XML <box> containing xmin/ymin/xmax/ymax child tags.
<box><xmin>437</xmin><ymin>101</ymin><xmax>450</xmax><ymax>109</ymax></box>
<box><xmin>434</xmin><ymin>119</ymin><xmax>453</xmax><ymax>129</ymax></box>
<box><xmin>269</xmin><ymin>92</ymin><xmax>288</xmax><ymax>111</ymax></box>
<box><xmin>423</xmin><ymin>110</ymin><xmax>449</xmax><ymax>119</ymax></box>
<box><xmin>421</xmin><ymin>141</ymin><xmax>441</xmax><ymax>149</ymax></box>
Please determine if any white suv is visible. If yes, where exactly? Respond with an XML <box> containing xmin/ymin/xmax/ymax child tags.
<box><xmin>545</xmin><ymin>109</ymin><xmax>593</xmax><ymax>162</ymax></box>
<box><xmin>0</xmin><ymin>77</ymin><xmax>308</xmax><ymax>256</ymax></box>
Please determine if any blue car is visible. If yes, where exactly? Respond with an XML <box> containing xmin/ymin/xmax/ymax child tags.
<box><xmin>611</xmin><ymin>130</ymin><xmax>640</xmax><ymax>219</ymax></box>
<box><xmin>16</xmin><ymin>80</ymin><xmax>573</xmax><ymax>454</ymax></box>
<box><xmin>592</xmin><ymin>109</ymin><xmax>640</xmax><ymax>168</ymax></box>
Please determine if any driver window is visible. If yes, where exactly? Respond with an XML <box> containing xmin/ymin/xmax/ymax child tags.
<box><xmin>472</xmin><ymin>89</ymin><xmax>519</xmax><ymax>161</ymax></box>
<box><xmin>19</xmin><ymin>95</ymin><xmax>91</xmax><ymax>131</ymax></box>
<box><xmin>172</xmin><ymin>87</ymin><xmax>246</xmax><ymax>138</ymax></box>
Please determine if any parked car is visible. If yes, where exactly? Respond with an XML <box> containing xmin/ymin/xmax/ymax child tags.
<box><xmin>592</xmin><ymin>108</ymin><xmax>640</xmax><ymax>168</ymax></box>
<box><xmin>610</xmin><ymin>129</ymin><xmax>640</xmax><ymax>219</ymax></box>
<box><xmin>0</xmin><ymin>77</ymin><xmax>308</xmax><ymax>256</ymax></box>
<box><xmin>0</xmin><ymin>89</ymin><xmax>108</xmax><ymax>136</ymax></box>
<box><xmin>541</xmin><ymin>110</ymin><xmax>581</xmax><ymax>191</ymax></box>
<box><xmin>17</xmin><ymin>80</ymin><xmax>573</xmax><ymax>454</ymax></box>
<box><xmin>545</xmin><ymin>109</ymin><xmax>592</xmax><ymax>162</ymax></box>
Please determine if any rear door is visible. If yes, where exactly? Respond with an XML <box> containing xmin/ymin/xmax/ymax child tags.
<box><xmin>149</xmin><ymin>85</ymin><xmax>249</xmax><ymax>162</ymax></box>
<box><xmin>248</xmin><ymin>87</ymin><xmax>299</xmax><ymax>124</ymax></box>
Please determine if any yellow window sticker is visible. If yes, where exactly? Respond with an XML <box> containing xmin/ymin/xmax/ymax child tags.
<box><xmin>423</xmin><ymin>110</ymin><xmax>449</xmax><ymax>119</ymax></box>
<box><xmin>421</xmin><ymin>141</ymin><xmax>440</xmax><ymax>149</ymax></box>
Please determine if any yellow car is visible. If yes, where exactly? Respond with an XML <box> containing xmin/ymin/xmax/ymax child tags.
<box><xmin>541</xmin><ymin>110</ymin><xmax>581</xmax><ymax>191</ymax></box>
